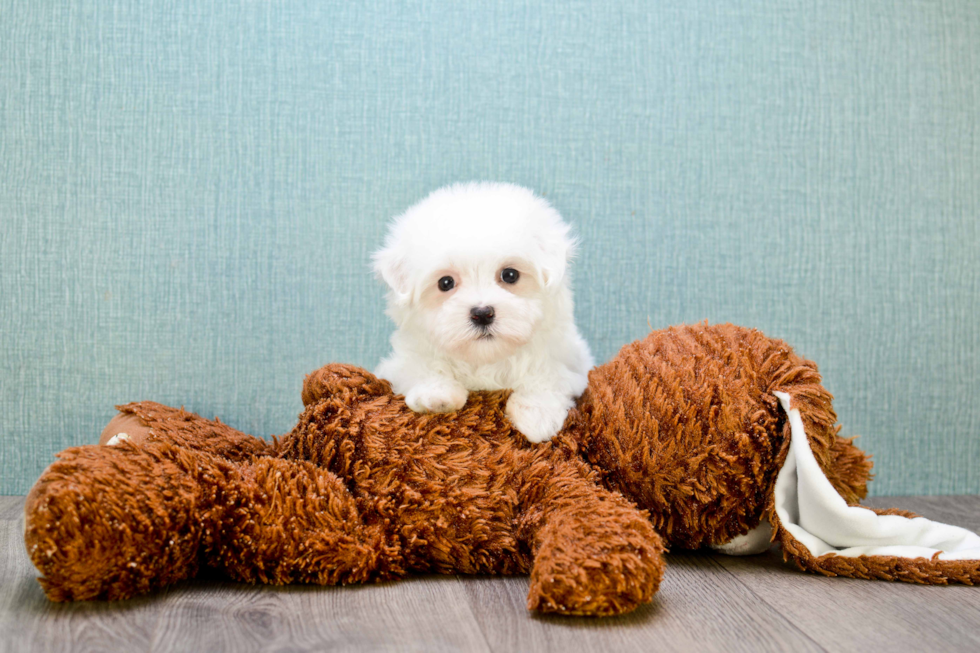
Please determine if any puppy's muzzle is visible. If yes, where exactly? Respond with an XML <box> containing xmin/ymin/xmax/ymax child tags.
<box><xmin>470</xmin><ymin>306</ymin><xmax>495</xmax><ymax>327</ymax></box>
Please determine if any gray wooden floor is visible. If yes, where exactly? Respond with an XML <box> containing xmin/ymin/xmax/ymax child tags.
<box><xmin>1</xmin><ymin>495</ymin><xmax>978</xmax><ymax>653</ymax></box>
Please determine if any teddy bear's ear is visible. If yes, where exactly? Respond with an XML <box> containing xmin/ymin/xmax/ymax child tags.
<box><xmin>302</xmin><ymin>364</ymin><xmax>392</xmax><ymax>407</ymax></box>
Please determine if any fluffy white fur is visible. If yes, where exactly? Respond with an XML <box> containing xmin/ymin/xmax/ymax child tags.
<box><xmin>373</xmin><ymin>182</ymin><xmax>594</xmax><ymax>443</ymax></box>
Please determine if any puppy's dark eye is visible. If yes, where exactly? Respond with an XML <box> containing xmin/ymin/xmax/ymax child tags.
<box><xmin>438</xmin><ymin>276</ymin><xmax>455</xmax><ymax>292</ymax></box>
<box><xmin>500</xmin><ymin>268</ymin><xmax>520</xmax><ymax>284</ymax></box>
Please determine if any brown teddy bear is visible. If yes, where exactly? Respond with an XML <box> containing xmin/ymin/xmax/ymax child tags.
<box><xmin>23</xmin><ymin>324</ymin><xmax>980</xmax><ymax>616</ymax></box>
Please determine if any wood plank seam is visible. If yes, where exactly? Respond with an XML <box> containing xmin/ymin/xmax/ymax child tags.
<box><xmin>700</xmin><ymin>554</ymin><xmax>830</xmax><ymax>653</ymax></box>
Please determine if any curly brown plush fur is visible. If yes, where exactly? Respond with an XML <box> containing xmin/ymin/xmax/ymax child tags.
<box><xmin>29</xmin><ymin>323</ymin><xmax>965</xmax><ymax>616</ymax></box>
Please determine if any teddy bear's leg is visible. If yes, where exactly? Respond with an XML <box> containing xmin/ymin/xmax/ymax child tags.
<box><xmin>204</xmin><ymin>455</ymin><xmax>405</xmax><ymax>587</ymax></box>
<box><xmin>26</xmin><ymin>439</ymin><xmax>404</xmax><ymax>602</ymax></box>
<box><xmin>518</xmin><ymin>470</ymin><xmax>666</xmax><ymax>616</ymax></box>
<box><xmin>25</xmin><ymin>441</ymin><xmax>224</xmax><ymax>601</ymax></box>
<box><xmin>99</xmin><ymin>401</ymin><xmax>274</xmax><ymax>461</ymax></box>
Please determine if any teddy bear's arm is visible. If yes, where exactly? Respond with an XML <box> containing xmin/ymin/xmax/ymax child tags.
<box><xmin>516</xmin><ymin>461</ymin><xmax>666</xmax><ymax>616</ymax></box>
<box><xmin>301</xmin><ymin>364</ymin><xmax>392</xmax><ymax>408</ymax></box>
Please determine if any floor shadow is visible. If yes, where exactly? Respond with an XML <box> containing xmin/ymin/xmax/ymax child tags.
<box><xmin>14</xmin><ymin>573</ymin><xmax>163</xmax><ymax>616</ymax></box>
<box><xmin>16</xmin><ymin>567</ymin><xmax>665</xmax><ymax>625</ymax></box>
<box><xmin>529</xmin><ymin>599</ymin><xmax>660</xmax><ymax>628</ymax></box>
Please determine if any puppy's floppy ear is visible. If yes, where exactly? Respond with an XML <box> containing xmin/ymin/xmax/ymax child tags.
<box><xmin>372</xmin><ymin>246</ymin><xmax>413</xmax><ymax>303</ymax></box>
<box><xmin>536</xmin><ymin>226</ymin><xmax>577</xmax><ymax>290</ymax></box>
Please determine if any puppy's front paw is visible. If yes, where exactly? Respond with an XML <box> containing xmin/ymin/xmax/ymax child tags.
<box><xmin>405</xmin><ymin>379</ymin><xmax>469</xmax><ymax>413</ymax></box>
<box><xmin>506</xmin><ymin>391</ymin><xmax>573</xmax><ymax>443</ymax></box>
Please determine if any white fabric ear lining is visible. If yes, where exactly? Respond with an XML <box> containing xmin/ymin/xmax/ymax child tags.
<box><xmin>772</xmin><ymin>391</ymin><xmax>980</xmax><ymax>561</ymax></box>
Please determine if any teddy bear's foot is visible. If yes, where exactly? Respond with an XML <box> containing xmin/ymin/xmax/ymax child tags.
<box><xmin>26</xmin><ymin>435</ymin><xmax>404</xmax><ymax>601</ymax></box>
<box><xmin>99</xmin><ymin>402</ymin><xmax>274</xmax><ymax>461</ymax></box>
<box><xmin>25</xmin><ymin>440</ymin><xmax>219</xmax><ymax>601</ymax></box>
<box><xmin>100</xmin><ymin>412</ymin><xmax>152</xmax><ymax>446</ymax></box>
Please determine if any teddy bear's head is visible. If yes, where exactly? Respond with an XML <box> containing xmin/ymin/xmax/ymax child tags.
<box><xmin>563</xmin><ymin>326</ymin><xmax>789</xmax><ymax>548</ymax></box>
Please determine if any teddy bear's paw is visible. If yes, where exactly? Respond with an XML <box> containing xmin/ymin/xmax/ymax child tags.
<box><xmin>525</xmin><ymin>507</ymin><xmax>665</xmax><ymax>616</ymax></box>
<box><xmin>526</xmin><ymin>546</ymin><xmax>663</xmax><ymax>616</ymax></box>
<box><xmin>405</xmin><ymin>379</ymin><xmax>469</xmax><ymax>413</ymax></box>
<box><xmin>505</xmin><ymin>391</ymin><xmax>573</xmax><ymax>443</ymax></box>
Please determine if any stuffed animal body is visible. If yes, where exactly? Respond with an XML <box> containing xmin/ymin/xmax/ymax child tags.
<box><xmin>24</xmin><ymin>324</ymin><xmax>980</xmax><ymax>615</ymax></box>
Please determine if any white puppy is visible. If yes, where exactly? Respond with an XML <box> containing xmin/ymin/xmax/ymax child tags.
<box><xmin>373</xmin><ymin>182</ymin><xmax>594</xmax><ymax>443</ymax></box>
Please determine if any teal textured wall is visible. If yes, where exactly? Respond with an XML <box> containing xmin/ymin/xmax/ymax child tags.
<box><xmin>1</xmin><ymin>1</ymin><xmax>978</xmax><ymax>495</ymax></box>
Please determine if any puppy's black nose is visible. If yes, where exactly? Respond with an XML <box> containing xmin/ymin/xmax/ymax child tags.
<box><xmin>470</xmin><ymin>306</ymin><xmax>495</xmax><ymax>327</ymax></box>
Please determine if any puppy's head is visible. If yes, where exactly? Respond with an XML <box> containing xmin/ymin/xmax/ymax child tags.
<box><xmin>374</xmin><ymin>182</ymin><xmax>577</xmax><ymax>365</ymax></box>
